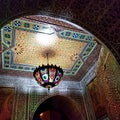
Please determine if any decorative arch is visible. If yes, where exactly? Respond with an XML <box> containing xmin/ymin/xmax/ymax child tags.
<box><xmin>32</xmin><ymin>95</ymin><xmax>84</xmax><ymax>120</ymax></box>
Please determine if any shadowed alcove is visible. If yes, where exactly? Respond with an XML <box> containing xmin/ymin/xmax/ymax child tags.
<box><xmin>33</xmin><ymin>95</ymin><xmax>83</xmax><ymax>120</ymax></box>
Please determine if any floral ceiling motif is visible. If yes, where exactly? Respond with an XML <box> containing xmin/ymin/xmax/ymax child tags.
<box><xmin>1</xmin><ymin>17</ymin><xmax>97</xmax><ymax>75</ymax></box>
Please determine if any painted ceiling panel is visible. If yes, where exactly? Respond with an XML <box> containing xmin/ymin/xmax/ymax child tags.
<box><xmin>1</xmin><ymin>17</ymin><xmax>97</xmax><ymax>75</ymax></box>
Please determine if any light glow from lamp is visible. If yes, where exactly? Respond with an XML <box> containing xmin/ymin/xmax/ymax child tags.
<box><xmin>36</xmin><ymin>31</ymin><xmax>57</xmax><ymax>47</ymax></box>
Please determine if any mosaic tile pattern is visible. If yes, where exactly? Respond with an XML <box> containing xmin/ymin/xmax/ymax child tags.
<box><xmin>1</xmin><ymin>18</ymin><xmax>97</xmax><ymax>75</ymax></box>
<box><xmin>87</xmin><ymin>48</ymin><xmax>120</xmax><ymax>120</ymax></box>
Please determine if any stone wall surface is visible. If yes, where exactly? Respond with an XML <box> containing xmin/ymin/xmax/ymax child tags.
<box><xmin>0</xmin><ymin>77</ymin><xmax>86</xmax><ymax>120</ymax></box>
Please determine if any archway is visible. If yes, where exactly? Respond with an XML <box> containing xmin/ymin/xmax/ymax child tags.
<box><xmin>33</xmin><ymin>95</ymin><xmax>83</xmax><ymax>120</ymax></box>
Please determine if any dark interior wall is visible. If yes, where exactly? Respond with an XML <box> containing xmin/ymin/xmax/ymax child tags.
<box><xmin>0</xmin><ymin>87</ymin><xmax>15</xmax><ymax>120</ymax></box>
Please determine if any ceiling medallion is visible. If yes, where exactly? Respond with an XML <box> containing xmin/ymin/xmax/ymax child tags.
<box><xmin>33</xmin><ymin>53</ymin><xmax>64</xmax><ymax>90</ymax></box>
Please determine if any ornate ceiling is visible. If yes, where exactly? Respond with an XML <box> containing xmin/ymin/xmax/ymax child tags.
<box><xmin>0</xmin><ymin>0</ymin><xmax>119</xmax><ymax>65</ymax></box>
<box><xmin>0</xmin><ymin>0</ymin><xmax>119</xmax><ymax>82</ymax></box>
<box><xmin>1</xmin><ymin>16</ymin><xmax>98</xmax><ymax>77</ymax></box>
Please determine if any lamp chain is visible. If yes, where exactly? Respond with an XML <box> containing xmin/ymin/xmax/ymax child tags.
<box><xmin>46</xmin><ymin>53</ymin><xmax>49</xmax><ymax>64</ymax></box>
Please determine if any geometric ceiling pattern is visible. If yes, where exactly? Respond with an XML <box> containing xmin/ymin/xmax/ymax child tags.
<box><xmin>1</xmin><ymin>18</ymin><xmax>97</xmax><ymax>75</ymax></box>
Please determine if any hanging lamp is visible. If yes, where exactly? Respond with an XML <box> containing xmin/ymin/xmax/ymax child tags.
<box><xmin>33</xmin><ymin>53</ymin><xmax>63</xmax><ymax>90</ymax></box>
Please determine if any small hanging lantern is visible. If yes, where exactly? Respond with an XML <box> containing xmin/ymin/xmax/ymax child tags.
<box><xmin>33</xmin><ymin>53</ymin><xmax>63</xmax><ymax>90</ymax></box>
